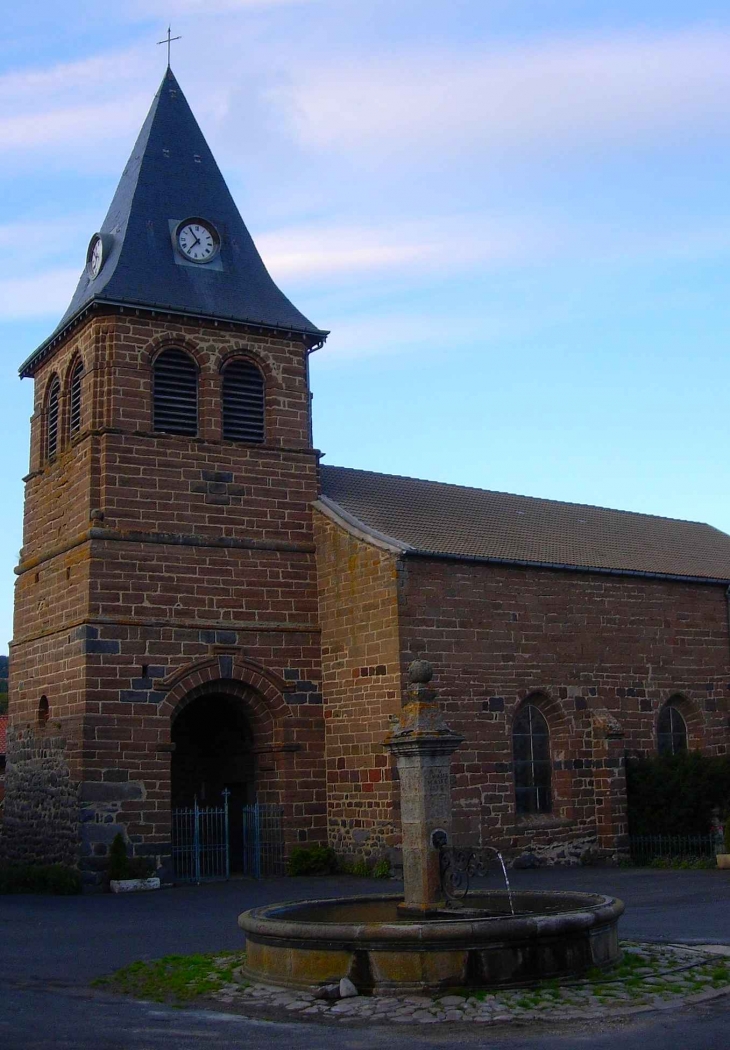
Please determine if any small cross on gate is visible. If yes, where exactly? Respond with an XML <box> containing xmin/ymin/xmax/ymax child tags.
<box><xmin>157</xmin><ymin>26</ymin><xmax>182</xmax><ymax>67</ymax></box>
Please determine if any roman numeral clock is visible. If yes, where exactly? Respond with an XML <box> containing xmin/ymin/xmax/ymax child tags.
<box><xmin>176</xmin><ymin>219</ymin><xmax>220</xmax><ymax>263</ymax></box>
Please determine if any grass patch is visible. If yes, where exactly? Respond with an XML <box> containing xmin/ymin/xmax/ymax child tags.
<box><xmin>93</xmin><ymin>951</ymin><xmax>247</xmax><ymax>1004</ymax></box>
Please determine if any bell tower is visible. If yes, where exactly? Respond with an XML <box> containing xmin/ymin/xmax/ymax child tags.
<box><xmin>5</xmin><ymin>69</ymin><xmax>328</xmax><ymax>883</ymax></box>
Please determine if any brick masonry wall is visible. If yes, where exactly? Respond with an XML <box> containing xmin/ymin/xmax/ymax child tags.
<box><xmin>314</xmin><ymin>509</ymin><xmax>402</xmax><ymax>862</ymax></box>
<box><xmin>8</xmin><ymin>311</ymin><xmax>327</xmax><ymax>879</ymax></box>
<box><xmin>398</xmin><ymin>556</ymin><xmax>730</xmax><ymax>862</ymax></box>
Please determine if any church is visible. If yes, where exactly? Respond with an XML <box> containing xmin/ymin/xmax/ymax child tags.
<box><xmin>4</xmin><ymin>68</ymin><xmax>730</xmax><ymax>884</ymax></box>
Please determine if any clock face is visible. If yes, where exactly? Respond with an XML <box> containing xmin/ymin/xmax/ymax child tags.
<box><xmin>177</xmin><ymin>220</ymin><xmax>219</xmax><ymax>263</ymax></box>
<box><xmin>88</xmin><ymin>235</ymin><xmax>104</xmax><ymax>279</ymax></box>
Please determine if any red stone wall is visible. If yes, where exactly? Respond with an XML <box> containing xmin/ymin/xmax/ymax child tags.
<box><xmin>314</xmin><ymin>509</ymin><xmax>402</xmax><ymax>862</ymax></box>
<box><xmin>7</xmin><ymin>311</ymin><xmax>326</xmax><ymax>879</ymax></box>
<box><xmin>398</xmin><ymin>556</ymin><xmax>730</xmax><ymax>862</ymax></box>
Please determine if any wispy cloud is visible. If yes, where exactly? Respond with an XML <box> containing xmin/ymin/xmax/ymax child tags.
<box><xmin>133</xmin><ymin>0</ymin><xmax>316</xmax><ymax>11</ymax></box>
<box><xmin>4</xmin><ymin>24</ymin><xmax>729</xmax><ymax>179</ymax></box>
<box><xmin>0</xmin><ymin>97</ymin><xmax>149</xmax><ymax>153</ymax></box>
<box><xmin>0</xmin><ymin>269</ymin><xmax>79</xmax><ymax>321</ymax></box>
<box><xmin>275</xmin><ymin>27</ymin><xmax>730</xmax><ymax>162</ymax></box>
<box><xmin>257</xmin><ymin>214</ymin><xmax>546</xmax><ymax>283</ymax></box>
<box><xmin>0</xmin><ymin>46</ymin><xmax>155</xmax><ymax>167</ymax></box>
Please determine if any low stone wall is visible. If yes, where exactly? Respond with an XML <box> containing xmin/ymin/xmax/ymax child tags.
<box><xmin>1</xmin><ymin>726</ymin><xmax>79</xmax><ymax>867</ymax></box>
<box><xmin>511</xmin><ymin>832</ymin><xmax>599</xmax><ymax>868</ymax></box>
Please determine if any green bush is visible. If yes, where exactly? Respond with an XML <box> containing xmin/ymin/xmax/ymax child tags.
<box><xmin>724</xmin><ymin>822</ymin><xmax>730</xmax><ymax>854</ymax></box>
<box><xmin>351</xmin><ymin>858</ymin><xmax>371</xmax><ymax>877</ymax></box>
<box><xmin>108</xmin><ymin>833</ymin><xmax>129</xmax><ymax>880</ymax></box>
<box><xmin>0</xmin><ymin>863</ymin><xmax>82</xmax><ymax>895</ymax></box>
<box><xmin>286</xmin><ymin>845</ymin><xmax>338</xmax><ymax>876</ymax></box>
<box><xmin>627</xmin><ymin>752</ymin><xmax>730</xmax><ymax>836</ymax></box>
<box><xmin>108</xmin><ymin>832</ymin><xmax>154</xmax><ymax>881</ymax></box>
<box><xmin>371</xmin><ymin>857</ymin><xmax>391</xmax><ymax>879</ymax></box>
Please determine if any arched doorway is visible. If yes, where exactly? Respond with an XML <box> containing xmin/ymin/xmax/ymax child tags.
<box><xmin>171</xmin><ymin>692</ymin><xmax>256</xmax><ymax>871</ymax></box>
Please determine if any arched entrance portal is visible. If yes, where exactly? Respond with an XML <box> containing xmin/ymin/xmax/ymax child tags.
<box><xmin>171</xmin><ymin>693</ymin><xmax>256</xmax><ymax>871</ymax></box>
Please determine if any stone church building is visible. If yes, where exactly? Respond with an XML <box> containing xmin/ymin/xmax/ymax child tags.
<box><xmin>4</xmin><ymin>69</ymin><xmax>730</xmax><ymax>882</ymax></box>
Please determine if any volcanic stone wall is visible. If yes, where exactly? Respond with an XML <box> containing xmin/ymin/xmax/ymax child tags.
<box><xmin>2</xmin><ymin>725</ymin><xmax>79</xmax><ymax>866</ymax></box>
<box><xmin>398</xmin><ymin>556</ymin><xmax>730</xmax><ymax>862</ymax></box>
<box><xmin>8</xmin><ymin>312</ymin><xmax>327</xmax><ymax>880</ymax></box>
<box><xmin>315</xmin><ymin>509</ymin><xmax>730</xmax><ymax>867</ymax></box>
<box><xmin>314</xmin><ymin>510</ymin><xmax>401</xmax><ymax>863</ymax></box>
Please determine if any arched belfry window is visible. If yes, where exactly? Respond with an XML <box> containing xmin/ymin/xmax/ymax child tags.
<box><xmin>153</xmin><ymin>348</ymin><xmax>198</xmax><ymax>436</ymax></box>
<box><xmin>221</xmin><ymin>359</ymin><xmax>265</xmax><ymax>443</ymax></box>
<box><xmin>46</xmin><ymin>376</ymin><xmax>61</xmax><ymax>461</ymax></box>
<box><xmin>513</xmin><ymin>703</ymin><xmax>552</xmax><ymax>815</ymax></box>
<box><xmin>657</xmin><ymin>700</ymin><xmax>688</xmax><ymax>756</ymax></box>
<box><xmin>69</xmin><ymin>360</ymin><xmax>83</xmax><ymax>436</ymax></box>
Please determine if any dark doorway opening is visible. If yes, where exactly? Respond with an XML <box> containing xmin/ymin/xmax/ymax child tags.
<box><xmin>171</xmin><ymin>693</ymin><xmax>255</xmax><ymax>871</ymax></box>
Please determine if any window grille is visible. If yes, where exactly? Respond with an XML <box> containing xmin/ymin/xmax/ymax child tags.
<box><xmin>657</xmin><ymin>702</ymin><xmax>688</xmax><ymax>756</ymax></box>
<box><xmin>222</xmin><ymin>359</ymin><xmax>265</xmax><ymax>443</ymax></box>
<box><xmin>513</xmin><ymin>703</ymin><xmax>552</xmax><ymax>815</ymax></box>
<box><xmin>70</xmin><ymin>361</ymin><xmax>83</xmax><ymax>435</ymax></box>
<box><xmin>153</xmin><ymin>348</ymin><xmax>198</xmax><ymax>436</ymax></box>
<box><xmin>46</xmin><ymin>377</ymin><xmax>60</xmax><ymax>460</ymax></box>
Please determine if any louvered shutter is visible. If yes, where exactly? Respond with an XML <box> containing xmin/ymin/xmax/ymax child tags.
<box><xmin>70</xmin><ymin>361</ymin><xmax>83</xmax><ymax>435</ymax></box>
<box><xmin>222</xmin><ymin>360</ymin><xmax>265</xmax><ymax>443</ymax></box>
<box><xmin>153</xmin><ymin>349</ymin><xmax>198</xmax><ymax>436</ymax></box>
<box><xmin>46</xmin><ymin>378</ymin><xmax>60</xmax><ymax>460</ymax></box>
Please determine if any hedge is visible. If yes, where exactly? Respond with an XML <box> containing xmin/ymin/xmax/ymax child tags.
<box><xmin>626</xmin><ymin>751</ymin><xmax>730</xmax><ymax>836</ymax></box>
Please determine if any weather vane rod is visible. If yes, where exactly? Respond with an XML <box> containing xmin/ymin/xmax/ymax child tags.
<box><xmin>157</xmin><ymin>26</ymin><xmax>181</xmax><ymax>67</ymax></box>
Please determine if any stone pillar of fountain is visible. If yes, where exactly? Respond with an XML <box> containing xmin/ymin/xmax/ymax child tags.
<box><xmin>384</xmin><ymin>661</ymin><xmax>463</xmax><ymax>915</ymax></box>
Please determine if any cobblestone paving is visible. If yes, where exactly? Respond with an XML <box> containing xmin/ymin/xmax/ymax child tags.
<box><xmin>206</xmin><ymin>943</ymin><xmax>730</xmax><ymax>1026</ymax></box>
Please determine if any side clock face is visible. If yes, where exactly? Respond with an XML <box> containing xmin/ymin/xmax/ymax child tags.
<box><xmin>87</xmin><ymin>234</ymin><xmax>105</xmax><ymax>279</ymax></box>
<box><xmin>177</xmin><ymin>219</ymin><xmax>220</xmax><ymax>263</ymax></box>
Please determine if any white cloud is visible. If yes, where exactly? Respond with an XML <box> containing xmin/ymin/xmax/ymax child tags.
<box><xmin>274</xmin><ymin>27</ymin><xmax>730</xmax><ymax>161</ymax></box>
<box><xmin>0</xmin><ymin>215</ymin><xmax>99</xmax><ymax>276</ymax></box>
<box><xmin>0</xmin><ymin>47</ymin><xmax>154</xmax><ymax>166</ymax></box>
<box><xmin>0</xmin><ymin>96</ymin><xmax>149</xmax><ymax>153</ymax></box>
<box><xmin>134</xmin><ymin>0</ymin><xmax>315</xmax><ymax>11</ymax></box>
<box><xmin>4</xmin><ymin>23</ymin><xmax>729</xmax><ymax>179</ymax></box>
<box><xmin>0</xmin><ymin>269</ymin><xmax>79</xmax><ymax>321</ymax></box>
<box><xmin>0</xmin><ymin>48</ymin><xmax>150</xmax><ymax>112</ymax></box>
<box><xmin>257</xmin><ymin>214</ymin><xmax>543</xmax><ymax>282</ymax></box>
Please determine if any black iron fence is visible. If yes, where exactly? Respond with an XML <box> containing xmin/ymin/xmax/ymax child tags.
<box><xmin>628</xmin><ymin>833</ymin><xmax>721</xmax><ymax>865</ymax></box>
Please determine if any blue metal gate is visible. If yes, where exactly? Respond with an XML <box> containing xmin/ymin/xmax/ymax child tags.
<box><xmin>171</xmin><ymin>791</ymin><xmax>230</xmax><ymax>882</ymax></box>
<box><xmin>242</xmin><ymin>803</ymin><xmax>286</xmax><ymax>878</ymax></box>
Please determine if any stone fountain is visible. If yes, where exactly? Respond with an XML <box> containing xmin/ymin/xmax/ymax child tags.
<box><xmin>239</xmin><ymin>662</ymin><xmax>624</xmax><ymax>993</ymax></box>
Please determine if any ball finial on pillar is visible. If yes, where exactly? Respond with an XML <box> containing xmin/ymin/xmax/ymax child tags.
<box><xmin>408</xmin><ymin>660</ymin><xmax>433</xmax><ymax>684</ymax></box>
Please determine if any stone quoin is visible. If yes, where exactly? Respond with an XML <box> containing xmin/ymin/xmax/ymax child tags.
<box><xmin>3</xmin><ymin>67</ymin><xmax>730</xmax><ymax>884</ymax></box>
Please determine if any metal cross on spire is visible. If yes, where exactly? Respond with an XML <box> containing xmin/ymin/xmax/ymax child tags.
<box><xmin>157</xmin><ymin>26</ymin><xmax>181</xmax><ymax>67</ymax></box>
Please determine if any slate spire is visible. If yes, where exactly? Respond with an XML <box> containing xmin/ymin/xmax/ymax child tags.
<box><xmin>25</xmin><ymin>69</ymin><xmax>324</xmax><ymax>372</ymax></box>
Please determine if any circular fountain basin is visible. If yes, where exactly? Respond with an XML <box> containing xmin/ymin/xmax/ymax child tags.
<box><xmin>238</xmin><ymin>890</ymin><xmax>624</xmax><ymax>994</ymax></box>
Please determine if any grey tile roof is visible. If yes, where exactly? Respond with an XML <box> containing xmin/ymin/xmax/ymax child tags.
<box><xmin>319</xmin><ymin>465</ymin><xmax>730</xmax><ymax>581</ymax></box>
<box><xmin>22</xmin><ymin>68</ymin><xmax>325</xmax><ymax>375</ymax></box>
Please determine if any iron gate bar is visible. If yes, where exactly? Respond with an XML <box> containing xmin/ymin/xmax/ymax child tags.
<box><xmin>242</xmin><ymin>803</ymin><xmax>285</xmax><ymax>878</ymax></box>
<box><xmin>171</xmin><ymin>791</ymin><xmax>230</xmax><ymax>883</ymax></box>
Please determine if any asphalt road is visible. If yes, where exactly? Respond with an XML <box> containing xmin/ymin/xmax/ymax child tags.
<box><xmin>2</xmin><ymin>867</ymin><xmax>730</xmax><ymax>1049</ymax></box>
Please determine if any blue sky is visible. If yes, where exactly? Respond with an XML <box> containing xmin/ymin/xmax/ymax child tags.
<box><xmin>1</xmin><ymin>1</ymin><xmax>729</xmax><ymax>645</ymax></box>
